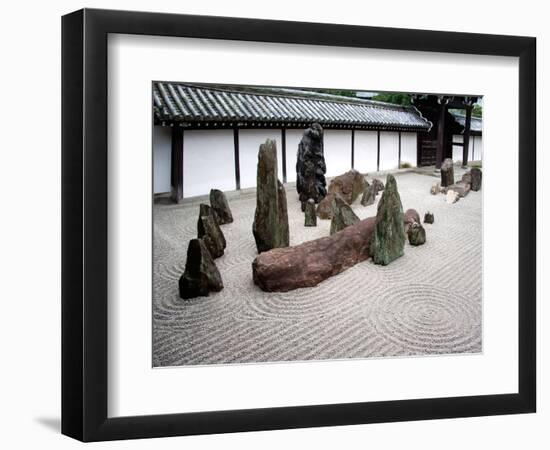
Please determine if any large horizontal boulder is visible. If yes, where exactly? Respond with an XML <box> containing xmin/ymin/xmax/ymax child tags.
<box><xmin>327</xmin><ymin>169</ymin><xmax>367</xmax><ymax>205</ymax></box>
<box><xmin>252</xmin><ymin>217</ymin><xmax>376</xmax><ymax>292</ymax></box>
<box><xmin>179</xmin><ymin>239</ymin><xmax>223</xmax><ymax>299</ymax></box>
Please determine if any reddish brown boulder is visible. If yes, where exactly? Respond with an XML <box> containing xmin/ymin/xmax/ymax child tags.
<box><xmin>327</xmin><ymin>169</ymin><xmax>367</xmax><ymax>205</ymax></box>
<box><xmin>316</xmin><ymin>193</ymin><xmax>337</xmax><ymax>219</ymax></box>
<box><xmin>252</xmin><ymin>217</ymin><xmax>376</xmax><ymax>292</ymax></box>
<box><xmin>403</xmin><ymin>208</ymin><xmax>420</xmax><ymax>233</ymax></box>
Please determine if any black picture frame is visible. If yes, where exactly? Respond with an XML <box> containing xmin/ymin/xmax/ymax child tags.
<box><xmin>62</xmin><ymin>8</ymin><xmax>536</xmax><ymax>442</ymax></box>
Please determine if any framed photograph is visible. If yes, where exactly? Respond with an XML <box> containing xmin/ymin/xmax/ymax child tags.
<box><xmin>62</xmin><ymin>8</ymin><xmax>536</xmax><ymax>442</ymax></box>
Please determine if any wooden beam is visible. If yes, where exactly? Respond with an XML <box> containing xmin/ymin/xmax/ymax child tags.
<box><xmin>170</xmin><ymin>126</ymin><xmax>184</xmax><ymax>203</ymax></box>
<box><xmin>398</xmin><ymin>131</ymin><xmax>402</xmax><ymax>168</ymax></box>
<box><xmin>281</xmin><ymin>128</ymin><xmax>287</xmax><ymax>183</ymax></box>
<box><xmin>435</xmin><ymin>103</ymin><xmax>446</xmax><ymax>169</ymax></box>
<box><xmin>462</xmin><ymin>105</ymin><xmax>472</xmax><ymax>167</ymax></box>
<box><xmin>351</xmin><ymin>129</ymin><xmax>355</xmax><ymax>169</ymax></box>
<box><xmin>233</xmin><ymin>128</ymin><xmax>240</xmax><ymax>190</ymax></box>
<box><xmin>377</xmin><ymin>130</ymin><xmax>380</xmax><ymax>171</ymax></box>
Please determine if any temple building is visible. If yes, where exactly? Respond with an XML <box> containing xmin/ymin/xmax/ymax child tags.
<box><xmin>153</xmin><ymin>83</ymin><xmax>481</xmax><ymax>202</ymax></box>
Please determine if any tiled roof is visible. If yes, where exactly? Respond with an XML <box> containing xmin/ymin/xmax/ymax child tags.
<box><xmin>153</xmin><ymin>82</ymin><xmax>432</xmax><ymax>131</ymax></box>
<box><xmin>452</xmin><ymin>113</ymin><xmax>483</xmax><ymax>133</ymax></box>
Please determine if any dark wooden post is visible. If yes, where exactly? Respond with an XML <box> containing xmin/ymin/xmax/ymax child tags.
<box><xmin>351</xmin><ymin>129</ymin><xmax>355</xmax><ymax>169</ymax></box>
<box><xmin>170</xmin><ymin>126</ymin><xmax>184</xmax><ymax>203</ymax></box>
<box><xmin>398</xmin><ymin>131</ymin><xmax>402</xmax><ymax>168</ymax></box>
<box><xmin>233</xmin><ymin>128</ymin><xmax>240</xmax><ymax>190</ymax></box>
<box><xmin>462</xmin><ymin>105</ymin><xmax>473</xmax><ymax>167</ymax></box>
<box><xmin>281</xmin><ymin>128</ymin><xmax>287</xmax><ymax>183</ymax></box>
<box><xmin>376</xmin><ymin>130</ymin><xmax>381</xmax><ymax>172</ymax></box>
<box><xmin>435</xmin><ymin>103</ymin><xmax>446</xmax><ymax>169</ymax></box>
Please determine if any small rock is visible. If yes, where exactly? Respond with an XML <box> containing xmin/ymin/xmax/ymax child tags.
<box><xmin>304</xmin><ymin>198</ymin><xmax>317</xmax><ymax>227</ymax></box>
<box><xmin>441</xmin><ymin>158</ymin><xmax>455</xmax><ymax>187</ymax></box>
<box><xmin>209</xmin><ymin>189</ymin><xmax>233</xmax><ymax>224</ymax></box>
<box><xmin>371</xmin><ymin>178</ymin><xmax>385</xmax><ymax>195</ymax></box>
<box><xmin>407</xmin><ymin>222</ymin><xmax>426</xmax><ymax>246</ymax></box>
<box><xmin>370</xmin><ymin>174</ymin><xmax>406</xmax><ymax>265</ymax></box>
<box><xmin>360</xmin><ymin>184</ymin><xmax>376</xmax><ymax>206</ymax></box>
<box><xmin>430</xmin><ymin>182</ymin><xmax>441</xmax><ymax>195</ymax></box>
<box><xmin>197</xmin><ymin>203</ymin><xmax>226</xmax><ymax>258</ymax></box>
<box><xmin>424</xmin><ymin>212</ymin><xmax>434</xmax><ymax>224</ymax></box>
<box><xmin>179</xmin><ymin>239</ymin><xmax>223</xmax><ymax>299</ymax></box>
<box><xmin>470</xmin><ymin>168</ymin><xmax>482</xmax><ymax>191</ymax></box>
<box><xmin>330</xmin><ymin>195</ymin><xmax>360</xmax><ymax>235</ymax></box>
<box><xmin>446</xmin><ymin>190</ymin><xmax>460</xmax><ymax>204</ymax></box>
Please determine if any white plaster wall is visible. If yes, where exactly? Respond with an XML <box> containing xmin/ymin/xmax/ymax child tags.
<box><xmin>354</xmin><ymin>130</ymin><xmax>378</xmax><ymax>174</ymax></box>
<box><xmin>239</xmin><ymin>129</ymin><xmax>283</xmax><ymax>189</ymax></box>
<box><xmin>400</xmin><ymin>132</ymin><xmax>418</xmax><ymax>167</ymax></box>
<box><xmin>183</xmin><ymin>130</ymin><xmax>235</xmax><ymax>198</ymax></box>
<box><xmin>473</xmin><ymin>135</ymin><xmax>483</xmax><ymax>161</ymax></box>
<box><xmin>452</xmin><ymin>134</ymin><xmax>464</xmax><ymax>163</ymax></box>
<box><xmin>379</xmin><ymin>131</ymin><xmax>400</xmax><ymax>171</ymax></box>
<box><xmin>324</xmin><ymin>130</ymin><xmax>352</xmax><ymax>177</ymax></box>
<box><xmin>285</xmin><ymin>129</ymin><xmax>304</xmax><ymax>183</ymax></box>
<box><xmin>153</xmin><ymin>126</ymin><xmax>172</xmax><ymax>194</ymax></box>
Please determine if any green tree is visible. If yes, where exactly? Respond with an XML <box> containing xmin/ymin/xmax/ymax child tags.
<box><xmin>371</xmin><ymin>93</ymin><xmax>412</xmax><ymax>106</ymax></box>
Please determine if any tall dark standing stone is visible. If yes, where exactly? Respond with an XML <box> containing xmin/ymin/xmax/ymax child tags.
<box><xmin>209</xmin><ymin>189</ymin><xmax>233</xmax><ymax>224</ymax></box>
<box><xmin>253</xmin><ymin>139</ymin><xmax>290</xmax><ymax>253</ymax></box>
<box><xmin>304</xmin><ymin>198</ymin><xmax>317</xmax><ymax>227</ymax></box>
<box><xmin>370</xmin><ymin>174</ymin><xmax>406</xmax><ymax>265</ymax></box>
<box><xmin>440</xmin><ymin>158</ymin><xmax>455</xmax><ymax>187</ymax></box>
<box><xmin>470</xmin><ymin>168</ymin><xmax>482</xmax><ymax>191</ymax></box>
<box><xmin>179</xmin><ymin>239</ymin><xmax>223</xmax><ymax>299</ymax></box>
<box><xmin>296</xmin><ymin>123</ymin><xmax>327</xmax><ymax>211</ymax></box>
<box><xmin>197</xmin><ymin>203</ymin><xmax>226</xmax><ymax>259</ymax></box>
<box><xmin>330</xmin><ymin>195</ymin><xmax>360</xmax><ymax>235</ymax></box>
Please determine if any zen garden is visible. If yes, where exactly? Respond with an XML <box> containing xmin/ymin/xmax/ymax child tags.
<box><xmin>152</xmin><ymin>84</ymin><xmax>483</xmax><ymax>367</ymax></box>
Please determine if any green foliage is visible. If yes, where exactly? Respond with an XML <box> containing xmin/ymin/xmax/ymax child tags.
<box><xmin>313</xmin><ymin>89</ymin><xmax>357</xmax><ymax>98</ymax></box>
<box><xmin>371</xmin><ymin>93</ymin><xmax>412</xmax><ymax>106</ymax></box>
<box><xmin>400</xmin><ymin>162</ymin><xmax>413</xmax><ymax>169</ymax></box>
<box><xmin>472</xmin><ymin>104</ymin><xmax>483</xmax><ymax>117</ymax></box>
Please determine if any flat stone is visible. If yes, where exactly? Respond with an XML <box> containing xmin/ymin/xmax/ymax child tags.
<box><xmin>441</xmin><ymin>158</ymin><xmax>455</xmax><ymax>187</ymax></box>
<box><xmin>370</xmin><ymin>174</ymin><xmax>406</xmax><ymax>266</ymax></box>
<box><xmin>446</xmin><ymin>190</ymin><xmax>460</xmax><ymax>204</ymax></box>
<box><xmin>252</xmin><ymin>139</ymin><xmax>290</xmax><ymax>253</ymax></box>
<box><xmin>424</xmin><ymin>212</ymin><xmax>434</xmax><ymax>224</ymax></box>
<box><xmin>327</xmin><ymin>169</ymin><xmax>367</xmax><ymax>205</ymax></box>
<box><xmin>330</xmin><ymin>195</ymin><xmax>360</xmax><ymax>235</ymax></box>
<box><xmin>197</xmin><ymin>203</ymin><xmax>226</xmax><ymax>258</ymax></box>
<box><xmin>209</xmin><ymin>189</ymin><xmax>233</xmax><ymax>224</ymax></box>
<box><xmin>470</xmin><ymin>167</ymin><xmax>482</xmax><ymax>191</ymax></box>
<box><xmin>407</xmin><ymin>222</ymin><xmax>426</xmax><ymax>246</ymax></box>
<box><xmin>446</xmin><ymin>181</ymin><xmax>471</xmax><ymax>198</ymax></box>
<box><xmin>252</xmin><ymin>217</ymin><xmax>376</xmax><ymax>292</ymax></box>
<box><xmin>179</xmin><ymin>238</ymin><xmax>223</xmax><ymax>299</ymax></box>
<box><xmin>304</xmin><ymin>198</ymin><xmax>317</xmax><ymax>227</ymax></box>
<box><xmin>296</xmin><ymin>123</ymin><xmax>327</xmax><ymax>210</ymax></box>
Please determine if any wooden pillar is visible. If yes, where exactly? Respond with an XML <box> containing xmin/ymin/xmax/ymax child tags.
<box><xmin>351</xmin><ymin>129</ymin><xmax>355</xmax><ymax>169</ymax></box>
<box><xmin>281</xmin><ymin>128</ymin><xmax>287</xmax><ymax>183</ymax></box>
<box><xmin>376</xmin><ymin>130</ymin><xmax>381</xmax><ymax>172</ymax></box>
<box><xmin>435</xmin><ymin>103</ymin><xmax>446</xmax><ymax>169</ymax></box>
<box><xmin>170</xmin><ymin>126</ymin><xmax>184</xmax><ymax>203</ymax></box>
<box><xmin>398</xmin><ymin>131</ymin><xmax>402</xmax><ymax>168</ymax></box>
<box><xmin>233</xmin><ymin>128</ymin><xmax>240</xmax><ymax>190</ymax></box>
<box><xmin>462</xmin><ymin>105</ymin><xmax>472</xmax><ymax>167</ymax></box>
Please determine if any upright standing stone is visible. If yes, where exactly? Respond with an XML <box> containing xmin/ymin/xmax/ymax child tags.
<box><xmin>370</xmin><ymin>174</ymin><xmax>406</xmax><ymax>265</ymax></box>
<box><xmin>470</xmin><ymin>168</ymin><xmax>482</xmax><ymax>191</ymax></box>
<box><xmin>371</xmin><ymin>178</ymin><xmax>385</xmax><ymax>195</ymax></box>
<box><xmin>330</xmin><ymin>195</ymin><xmax>360</xmax><ymax>235</ymax></box>
<box><xmin>440</xmin><ymin>158</ymin><xmax>455</xmax><ymax>187</ymax></box>
<box><xmin>361</xmin><ymin>184</ymin><xmax>376</xmax><ymax>206</ymax></box>
<box><xmin>296</xmin><ymin>123</ymin><xmax>327</xmax><ymax>211</ymax></box>
<box><xmin>304</xmin><ymin>198</ymin><xmax>317</xmax><ymax>227</ymax></box>
<box><xmin>179</xmin><ymin>239</ymin><xmax>223</xmax><ymax>299</ymax></box>
<box><xmin>197</xmin><ymin>203</ymin><xmax>226</xmax><ymax>258</ymax></box>
<box><xmin>209</xmin><ymin>189</ymin><xmax>233</xmax><ymax>224</ymax></box>
<box><xmin>327</xmin><ymin>169</ymin><xmax>367</xmax><ymax>205</ymax></box>
<box><xmin>253</xmin><ymin>139</ymin><xmax>290</xmax><ymax>253</ymax></box>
